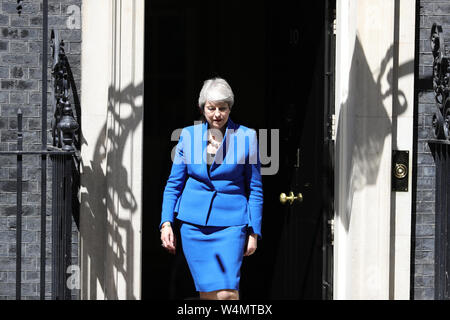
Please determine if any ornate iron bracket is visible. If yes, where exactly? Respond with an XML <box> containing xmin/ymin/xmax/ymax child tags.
<box><xmin>15</xmin><ymin>1</ymin><xmax>81</xmax><ymax>152</ymax></box>
<box><xmin>50</xmin><ymin>30</ymin><xmax>80</xmax><ymax>152</ymax></box>
<box><xmin>431</xmin><ymin>23</ymin><xmax>450</xmax><ymax>140</ymax></box>
<box><xmin>16</xmin><ymin>0</ymin><xmax>23</xmax><ymax>15</ymax></box>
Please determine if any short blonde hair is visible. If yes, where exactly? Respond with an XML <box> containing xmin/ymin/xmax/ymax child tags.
<box><xmin>198</xmin><ymin>77</ymin><xmax>234</xmax><ymax>110</ymax></box>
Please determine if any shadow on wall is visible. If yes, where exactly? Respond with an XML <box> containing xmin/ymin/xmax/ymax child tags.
<box><xmin>335</xmin><ymin>34</ymin><xmax>413</xmax><ymax>231</ymax></box>
<box><xmin>80</xmin><ymin>82</ymin><xmax>143</xmax><ymax>299</ymax></box>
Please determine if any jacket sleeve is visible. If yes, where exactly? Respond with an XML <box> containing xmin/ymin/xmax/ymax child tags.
<box><xmin>245</xmin><ymin>129</ymin><xmax>264</xmax><ymax>239</ymax></box>
<box><xmin>160</xmin><ymin>129</ymin><xmax>188</xmax><ymax>229</ymax></box>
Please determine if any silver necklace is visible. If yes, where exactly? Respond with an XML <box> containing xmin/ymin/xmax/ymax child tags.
<box><xmin>207</xmin><ymin>132</ymin><xmax>221</xmax><ymax>149</ymax></box>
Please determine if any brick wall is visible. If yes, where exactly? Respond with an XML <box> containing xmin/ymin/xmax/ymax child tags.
<box><xmin>413</xmin><ymin>0</ymin><xmax>450</xmax><ymax>300</ymax></box>
<box><xmin>0</xmin><ymin>0</ymin><xmax>81</xmax><ymax>300</ymax></box>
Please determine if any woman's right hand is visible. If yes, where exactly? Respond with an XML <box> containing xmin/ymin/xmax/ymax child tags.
<box><xmin>160</xmin><ymin>223</ymin><xmax>176</xmax><ymax>255</ymax></box>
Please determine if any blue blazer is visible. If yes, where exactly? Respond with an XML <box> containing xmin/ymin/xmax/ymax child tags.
<box><xmin>160</xmin><ymin>118</ymin><xmax>264</xmax><ymax>238</ymax></box>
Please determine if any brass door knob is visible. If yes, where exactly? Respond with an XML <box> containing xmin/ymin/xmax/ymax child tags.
<box><xmin>279</xmin><ymin>191</ymin><xmax>303</xmax><ymax>205</ymax></box>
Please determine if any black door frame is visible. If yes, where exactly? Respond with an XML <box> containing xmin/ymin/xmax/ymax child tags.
<box><xmin>322</xmin><ymin>0</ymin><xmax>336</xmax><ymax>300</ymax></box>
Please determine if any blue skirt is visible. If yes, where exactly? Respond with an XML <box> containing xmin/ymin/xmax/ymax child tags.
<box><xmin>179</xmin><ymin>221</ymin><xmax>247</xmax><ymax>292</ymax></box>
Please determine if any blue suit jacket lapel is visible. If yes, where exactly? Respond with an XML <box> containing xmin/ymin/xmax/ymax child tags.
<box><xmin>203</xmin><ymin>118</ymin><xmax>235</xmax><ymax>176</ymax></box>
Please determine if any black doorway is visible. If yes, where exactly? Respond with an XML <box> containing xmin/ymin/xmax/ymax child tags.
<box><xmin>142</xmin><ymin>0</ymin><xmax>334</xmax><ymax>300</ymax></box>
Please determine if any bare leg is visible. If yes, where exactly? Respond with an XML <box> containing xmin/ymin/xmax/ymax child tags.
<box><xmin>199</xmin><ymin>289</ymin><xmax>239</xmax><ymax>300</ymax></box>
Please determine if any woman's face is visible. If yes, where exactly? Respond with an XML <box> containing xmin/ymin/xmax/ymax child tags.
<box><xmin>204</xmin><ymin>100</ymin><xmax>230</xmax><ymax>131</ymax></box>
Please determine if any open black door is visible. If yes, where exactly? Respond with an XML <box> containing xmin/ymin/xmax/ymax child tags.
<box><xmin>142</xmin><ymin>0</ymin><xmax>335</xmax><ymax>300</ymax></box>
<box><xmin>245</xmin><ymin>0</ymin><xmax>335</xmax><ymax>300</ymax></box>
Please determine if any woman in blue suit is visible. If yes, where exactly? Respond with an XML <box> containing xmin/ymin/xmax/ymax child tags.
<box><xmin>160</xmin><ymin>77</ymin><xmax>263</xmax><ymax>300</ymax></box>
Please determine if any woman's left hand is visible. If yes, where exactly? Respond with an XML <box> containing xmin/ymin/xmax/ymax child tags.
<box><xmin>244</xmin><ymin>233</ymin><xmax>258</xmax><ymax>256</ymax></box>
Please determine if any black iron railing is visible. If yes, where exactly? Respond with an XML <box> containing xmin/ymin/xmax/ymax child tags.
<box><xmin>0</xmin><ymin>0</ymin><xmax>80</xmax><ymax>300</ymax></box>
<box><xmin>430</xmin><ymin>23</ymin><xmax>450</xmax><ymax>141</ymax></box>
<box><xmin>0</xmin><ymin>112</ymin><xmax>77</xmax><ymax>300</ymax></box>
<box><xmin>51</xmin><ymin>153</ymin><xmax>77</xmax><ymax>300</ymax></box>
<box><xmin>429</xmin><ymin>141</ymin><xmax>450</xmax><ymax>300</ymax></box>
<box><xmin>430</xmin><ymin>23</ymin><xmax>450</xmax><ymax>300</ymax></box>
